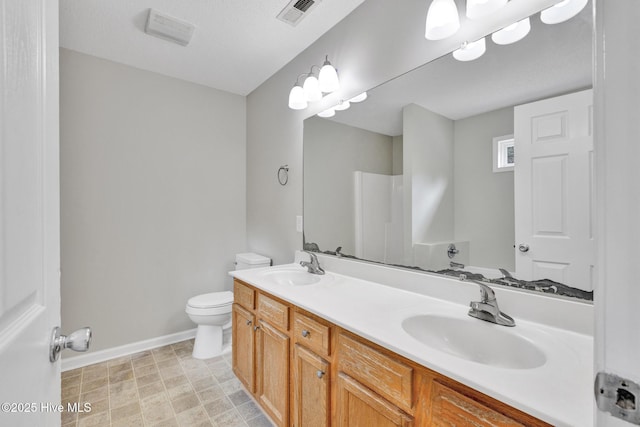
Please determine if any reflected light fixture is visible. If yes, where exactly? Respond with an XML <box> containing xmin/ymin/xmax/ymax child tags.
<box><xmin>318</xmin><ymin>56</ymin><xmax>340</xmax><ymax>93</ymax></box>
<box><xmin>452</xmin><ymin>37</ymin><xmax>486</xmax><ymax>61</ymax></box>
<box><xmin>349</xmin><ymin>92</ymin><xmax>368</xmax><ymax>103</ymax></box>
<box><xmin>540</xmin><ymin>0</ymin><xmax>588</xmax><ymax>24</ymax></box>
<box><xmin>425</xmin><ymin>0</ymin><xmax>460</xmax><ymax>40</ymax></box>
<box><xmin>491</xmin><ymin>17</ymin><xmax>531</xmax><ymax>45</ymax></box>
<box><xmin>317</xmin><ymin>108</ymin><xmax>335</xmax><ymax>118</ymax></box>
<box><xmin>466</xmin><ymin>0</ymin><xmax>508</xmax><ymax>20</ymax></box>
<box><xmin>288</xmin><ymin>84</ymin><xmax>307</xmax><ymax>110</ymax></box>
<box><xmin>334</xmin><ymin>100</ymin><xmax>351</xmax><ymax>111</ymax></box>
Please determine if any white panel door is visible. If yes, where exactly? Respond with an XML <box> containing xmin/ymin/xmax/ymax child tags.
<box><xmin>514</xmin><ymin>89</ymin><xmax>594</xmax><ymax>290</ymax></box>
<box><xmin>0</xmin><ymin>0</ymin><xmax>61</xmax><ymax>425</ymax></box>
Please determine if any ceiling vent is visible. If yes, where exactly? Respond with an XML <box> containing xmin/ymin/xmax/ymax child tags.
<box><xmin>277</xmin><ymin>0</ymin><xmax>322</xmax><ymax>26</ymax></box>
<box><xmin>145</xmin><ymin>9</ymin><xmax>196</xmax><ymax>46</ymax></box>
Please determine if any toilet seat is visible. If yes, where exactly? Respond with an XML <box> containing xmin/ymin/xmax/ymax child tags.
<box><xmin>186</xmin><ymin>291</ymin><xmax>233</xmax><ymax>316</ymax></box>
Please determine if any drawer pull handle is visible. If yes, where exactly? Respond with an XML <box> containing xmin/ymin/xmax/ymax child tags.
<box><xmin>302</xmin><ymin>330</ymin><xmax>311</xmax><ymax>338</ymax></box>
<box><xmin>246</xmin><ymin>320</ymin><xmax>252</xmax><ymax>326</ymax></box>
<box><xmin>316</xmin><ymin>370</ymin><xmax>325</xmax><ymax>378</ymax></box>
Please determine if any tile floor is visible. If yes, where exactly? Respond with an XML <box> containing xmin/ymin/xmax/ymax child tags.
<box><xmin>61</xmin><ymin>339</ymin><xmax>274</xmax><ymax>427</ymax></box>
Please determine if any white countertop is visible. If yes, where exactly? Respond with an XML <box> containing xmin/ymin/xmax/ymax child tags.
<box><xmin>230</xmin><ymin>263</ymin><xmax>593</xmax><ymax>427</ymax></box>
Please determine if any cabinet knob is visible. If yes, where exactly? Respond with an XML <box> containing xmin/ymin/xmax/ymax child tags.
<box><xmin>253</xmin><ymin>326</ymin><xmax>260</xmax><ymax>331</ymax></box>
<box><xmin>302</xmin><ymin>330</ymin><xmax>311</xmax><ymax>338</ymax></box>
<box><xmin>246</xmin><ymin>320</ymin><xmax>252</xmax><ymax>326</ymax></box>
<box><xmin>316</xmin><ymin>370</ymin><xmax>325</xmax><ymax>378</ymax></box>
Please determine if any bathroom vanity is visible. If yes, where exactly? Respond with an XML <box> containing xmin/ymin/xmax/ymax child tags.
<box><xmin>230</xmin><ymin>258</ymin><xmax>593</xmax><ymax>427</ymax></box>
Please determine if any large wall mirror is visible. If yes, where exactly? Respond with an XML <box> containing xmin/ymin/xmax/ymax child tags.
<box><xmin>303</xmin><ymin>4</ymin><xmax>593</xmax><ymax>300</ymax></box>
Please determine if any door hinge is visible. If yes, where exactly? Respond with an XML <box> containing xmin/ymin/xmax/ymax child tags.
<box><xmin>595</xmin><ymin>372</ymin><xmax>640</xmax><ymax>425</ymax></box>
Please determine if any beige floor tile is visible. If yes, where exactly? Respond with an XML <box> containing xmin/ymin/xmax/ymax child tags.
<box><xmin>157</xmin><ymin>357</ymin><xmax>181</xmax><ymax>370</ymax></box>
<box><xmin>110</xmin><ymin>382</ymin><xmax>139</xmax><ymax>409</ymax></box>
<box><xmin>210</xmin><ymin>408</ymin><xmax>247</xmax><ymax>427</ymax></box>
<box><xmin>109</xmin><ymin>361</ymin><xmax>132</xmax><ymax>375</ymax></box>
<box><xmin>79</xmin><ymin>398</ymin><xmax>109</xmax><ymax>419</ymax></box>
<box><xmin>140</xmin><ymin>390</ymin><xmax>170</xmax><ymax>410</ymax></box>
<box><xmin>62</xmin><ymin>367</ymin><xmax>83</xmax><ymax>379</ymax></box>
<box><xmin>171</xmin><ymin>394</ymin><xmax>200</xmax><ymax>414</ymax></box>
<box><xmin>111</xmin><ymin>413</ymin><xmax>144</xmax><ymax>427</ymax></box>
<box><xmin>109</xmin><ymin>369</ymin><xmax>134</xmax><ymax>384</ymax></box>
<box><xmin>191</xmin><ymin>376</ymin><xmax>217</xmax><ymax>392</ymax></box>
<box><xmin>77</xmin><ymin>410</ymin><xmax>110</xmax><ymax>427</ymax></box>
<box><xmin>150</xmin><ymin>417</ymin><xmax>179</xmax><ymax>427</ymax></box>
<box><xmin>197</xmin><ymin>385</ymin><xmax>225</xmax><ymax>404</ymax></box>
<box><xmin>167</xmin><ymin>383</ymin><xmax>195</xmax><ymax>402</ymax></box>
<box><xmin>79</xmin><ymin>385</ymin><xmax>108</xmax><ymax>404</ymax></box>
<box><xmin>62</xmin><ymin>374</ymin><xmax>82</xmax><ymax>389</ymax></box>
<box><xmin>142</xmin><ymin>398</ymin><xmax>175</xmax><ymax>424</ymax></box>
<box><xmin>107</xmin><ymin>356</ymin><xmax>131</xmax><ymax>367</ymax></box>
<box><xmin>159</xmin><ymin>364</ymin><xmax>184</xmax><ymax>380</ymax></box>
<box><xmin>134</xmin><ymin>363</ymin><xmax>158</xmax><ymax>377</ymax></box>
<box><xmin>203</xmin><ymin>397</ymin><xmax>234</xmax><ymax>418</ymax></box>
<box><xmin>130</xmin><ymin>350</ymin><xmax>153</xmax><ymax>360</ymax></box>
<box><xmin>136</xmin><ymin>371</ymin><xmax>162</xmax><ymax>387</ymax></box>
<box><xmin>61</xmin><ymin>408</ymin><xmax>78</xmax><ymax>425</ymax></box>
<box><xmin>138</xmin><ymin>381</ymin><xmax>165</xmax><ymax>400</ymax></box>
<box><xmin>82</xmin><ymin>367</ymin><xmax>108</xmax><ymax>383</ymax></box>
<box><xmin>62</xmin><ymin>384</ymin><xmax>81</xmax><ymax>400</ymax></box>
<box><xmin>110</xmin><ymin>401</ymin><xmax>141</xmax><ymax>422</ymax></box>
<box><xmin>175</xmin><ymin>405</ymin><xmax>210</xmax><ymax>426</ymax></box>
<box><xmin>132</xmin><ymin>354</ymin><xmax>155</xmax><ymax>369</ymax></box>
<box><xmin>163</xmin><ymin>374</ymin><xmax>189</xmax><ymax>389</ymax></box>
<box><xmin>81</xmin><ymin>377</ymin><xmax>108</xmax><ymax>394</ymax></box>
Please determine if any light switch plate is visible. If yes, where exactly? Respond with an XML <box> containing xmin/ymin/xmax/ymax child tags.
<box><xmin>296</xmin><ymin>216</ymin><xmax>303</xmax><ymax>233</ymax></box>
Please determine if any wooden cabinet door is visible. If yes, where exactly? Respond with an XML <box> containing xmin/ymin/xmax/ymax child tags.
<box><xmin>293</xmin><ymin>344</ymin><xmax>330</xmax><ymax>427</ymax></box>
<box><xmin>429</xmin><ymin>381</ymin><xmax>526</xmax><ymax>427</ymax></box>
<box><xmin>336</xmin><ymin>373</ymin><xmax>413</xmax><ymax>427</ymax></box>
<box><xmin>256</xmin><ymin>320</ymin><xmax>290</xmax><ymax>427</ymax></box>
<box><xmin>232</xmin><ymin>304</ymin><xmax>255</xmax><ymax>392</ymax></box>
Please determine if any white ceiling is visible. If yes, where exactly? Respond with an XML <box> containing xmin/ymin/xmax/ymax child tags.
<box><xmin>326</xmin><ymin>4</ymin><xmax>593</xmax><ymax>136</ymax></box>
<box><xmin>59</xmin><ymin>0</ymin><xmax>365</xmax><ymax>96</ymax></box>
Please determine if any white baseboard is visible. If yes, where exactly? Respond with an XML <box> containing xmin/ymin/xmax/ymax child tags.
<box><xmin>61</xmin><ymin>329</ymin><xmax>197</xmax><ymax>372</ymax></box>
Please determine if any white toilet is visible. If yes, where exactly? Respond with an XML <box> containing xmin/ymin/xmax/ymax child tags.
<box><xmin>186</xmin><ymin>252</ymin><xmax>271</xmax><ymax>359</ymax></box>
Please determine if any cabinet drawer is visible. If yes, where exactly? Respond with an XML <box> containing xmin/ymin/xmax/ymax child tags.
<box><xmin>293</xmin><ymin>312</ymin><xmax>331</xmax><ymax>357</ymax></box>
<box><xmin>337</xmin><ymin>333</ymin><xmax>413</xmax><ymax>412</ymax></box>
<box><xmin>257</xmin><ymin>293</ymin><xmax>289</xmax><ymax>331</ymax></box>
<box><xmin>429</xmin><ymin>381</ymin><xmax>526</xmax><ymax>426</ymax></box>
<box><xmin>234</xmin><ymin>280</ymin><xmax>255</xmax><ymax>310</ymax></box>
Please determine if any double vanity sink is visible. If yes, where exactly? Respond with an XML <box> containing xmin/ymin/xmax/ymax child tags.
<box><xmin>231</xmin><ymin>259</ymin><xmax>593</xmax><ymax>426</ymax></box>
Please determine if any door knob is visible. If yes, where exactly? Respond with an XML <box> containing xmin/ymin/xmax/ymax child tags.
<box><xmin>50</xmin><ymin>327</ymin><xmax>92</xmax><ymax>362</ymax></box>
<box><xmin>518</xmin><ymin>244</ymin><xmax>530</xmax><ymax>253</ymax></box>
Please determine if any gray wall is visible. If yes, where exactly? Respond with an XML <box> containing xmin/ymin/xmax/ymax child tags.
<box><xmin>60</xmin><ymin>49</ymin><xmax>247</xmax><ymax>355</ymax></box>
<box><xmin>245</xmin><ymin>0</ymin><xmax>559</xmax><ymax>265</ymax></box>
<box><xmin>403</xmin><ymin>104</ymin><xmax>454</xmax><ymax>252</ymax></box>
<box><xmin>303</xmin><ymin>117</ymin><xmax>393</xmax><ymax>255</ymax></box>
<box><xmin>454</xmin><ymin>107</ymin><xmax>515</xmax><ymax>270</ymax></box>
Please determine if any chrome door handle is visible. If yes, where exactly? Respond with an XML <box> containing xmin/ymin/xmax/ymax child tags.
<box><xmin>518</xmin><ymin>244</ymin><xmax>530</xmax><ymax>253</ymax></box>
<box><xmin>50</xmin><ymin>327</ymin><xmax>92</xmax><ymax>362</ymax></box>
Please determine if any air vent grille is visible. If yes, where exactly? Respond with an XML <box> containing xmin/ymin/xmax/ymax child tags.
<box><xmin>294</xmin><ymin>0</ymin><xmax>315</xmax><ymax>12</ymax></box>
<box><xmin>277</xmin><ymin>0</ymin><xmax>322</xmax><ymax>26</ymax></box>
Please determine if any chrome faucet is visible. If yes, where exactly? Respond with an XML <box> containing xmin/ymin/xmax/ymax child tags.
<box><xmin>300</xmin><ymin>251</ymin><xmax>325</xmax><ymax>275</ymax></box>
<box><xmin>460</xmin><ymin>274</ymin><xmax>515</xmax><ymax>327</ymax></box>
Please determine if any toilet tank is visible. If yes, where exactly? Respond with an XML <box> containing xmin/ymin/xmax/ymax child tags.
<box><xmin>235</xmin><ymin>253</ymin><xmax>271</xmax><ymax>270</ymax></box>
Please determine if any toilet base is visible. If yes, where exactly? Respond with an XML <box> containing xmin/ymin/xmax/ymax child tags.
<box><xmin>192</xmin><ymin>325</ymin><xmax>223</xmax><ymax>359</ymax></box>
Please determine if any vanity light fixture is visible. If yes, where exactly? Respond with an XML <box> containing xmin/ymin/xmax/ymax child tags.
<box><xmin>540</xmin><ymin>0</ymin><xmax>588</xmax><ymax>24</ymax></box>
<box><xmin>453</xmin><ymin>37</ymin><xmax>486</xmax><ymax>61</ymax></box>
<box><xmin>491</xmin><ymin>17</ymin><xmax>531</xmax><ymax>45</ymax></box>
<box><xmin>466</xmin><ymin>0</ymin><xmax>507</xmax><ymax>20</ymax></box>
<box><xmin>425</xmin><ymin>0</ymin><xmax>460</xmax><ymax>40</ymax></box>
<box><xmin>288</xmin><ymin>56</ymin><xmax>340</xmax><ymax>110</ymax></box>
<box><xmin>334</xmin><ymin>100</ymin><xmax>351</xmax><ymax>111</ymax></box>
<box><xmin>317</xmin><ymin>108</ymin><xmax>335</xmax><ymax>118</ymax></box>
<box><xmin>303</xmin><ymin>74</ymin><xmax>323</xmax><ymax>102</ymax></box>
<box><xmin>288</xmin><ymin>83</ymin><xmax>308</xmax><ymax>110</ymax></box>
<box><xmin>318</xmin><ymin>56</ymin><xmax>340</xmax><ymax>93</ymax></box>
<box><xmin>349</xmin><ymin>92</ymin><xmax>368</xmax><ymax>103</ymax></box>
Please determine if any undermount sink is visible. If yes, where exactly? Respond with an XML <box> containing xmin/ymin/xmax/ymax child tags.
<box><xmin>402</xmin><ymin>314</ymin><xmax>546</xmax><ymax>369</ymax></box>
<box><xmin>261</xmin><ymin>269</ymin><xmax>323</xmax><ymax>286</ymax></box>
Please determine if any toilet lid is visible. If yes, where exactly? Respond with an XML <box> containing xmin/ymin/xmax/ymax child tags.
<box><xmin>187</xmin><ymin>291</ymin><xmax>233</xmax><ymax>309</ymax></box>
